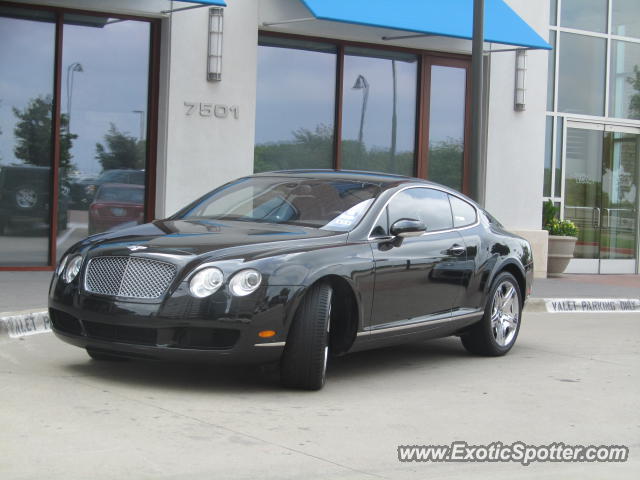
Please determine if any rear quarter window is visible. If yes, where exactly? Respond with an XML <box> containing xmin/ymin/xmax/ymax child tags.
<box><xmin>449</xmin><ymin>195</ymin><xmax>477</xmax><ymax>228</ymax></box>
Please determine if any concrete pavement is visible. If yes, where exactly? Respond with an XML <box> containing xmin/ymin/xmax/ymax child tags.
<box><xmin>0</xmin><ymin>311</ymin><xmax>638</xmax><ymax>479</ymax></box>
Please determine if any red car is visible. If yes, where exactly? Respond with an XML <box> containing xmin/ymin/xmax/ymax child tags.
<box><xmin>88</xmin><ymin>183</ymin><xmax>144</xmax><ymax>235</ymax></box>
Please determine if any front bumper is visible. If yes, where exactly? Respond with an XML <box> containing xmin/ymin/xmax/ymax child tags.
<box><xmin>49</xmin><ymin>278</ymin><xmax>304</xmax><ymax>365</ymax></box>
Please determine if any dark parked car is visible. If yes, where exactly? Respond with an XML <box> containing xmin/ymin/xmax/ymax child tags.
<box><xmin>49</xmin><ymin>170</ymin><xmax>533</xmax><ymax>390</ymax></box>
<box><xmin>0</xmin><ymin>165</ymin><xmax>69</xmax><ymax>235</ymax></box>
<box><xmin>88</xmin><ymin>183</ymin><xmax>145</xmax><ymax>235</ymax></box>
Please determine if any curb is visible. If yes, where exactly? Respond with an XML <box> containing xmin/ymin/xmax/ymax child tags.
<box><xmin>0</xmin><ymin>309</ymin><xmax>51</xmax><ymax>339</ymax></box>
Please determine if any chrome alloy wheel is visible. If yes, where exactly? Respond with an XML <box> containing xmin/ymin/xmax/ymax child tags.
<box><xmin>490</xmin><ymin>281</ymin><xmax>520</xmax><ymax>347</ymax></box>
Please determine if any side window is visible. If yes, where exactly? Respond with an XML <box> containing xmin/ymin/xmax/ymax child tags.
<box><xmin>449</xmin><ymin>195</ymin><xmax>477</xmax><ymax>228</ymax></box>
<box><xmin>387</xmin><ymin>188</ymin><xmax>453</xmax><ymax>232</ymax></box>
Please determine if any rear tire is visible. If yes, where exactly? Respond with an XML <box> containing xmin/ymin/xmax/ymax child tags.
<box><xmin>461</xmin><ymin>272</ymin><xmax>522</xmax><ymax>356</ymax></box>
<box><xmin>86</xmin><ymin>348</ymin><xmax>128</xmax><ymax>362</ymax></box>
<box><xmin>280</xmin><ymin>282</ymin><xmax>332</xmax><ymax>390</ymax></box>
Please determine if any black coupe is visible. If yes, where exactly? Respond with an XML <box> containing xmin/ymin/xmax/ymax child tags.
<box><xmin>49</xmin><ymin>170</ymin><xmax>533</xmax><ymax>390</ymax></box>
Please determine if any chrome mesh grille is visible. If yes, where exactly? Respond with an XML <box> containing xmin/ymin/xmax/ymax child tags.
<box><xmin>85</xmin><ymin>256</ymin><xmax>176</xmax><ymax>299</ymax></box>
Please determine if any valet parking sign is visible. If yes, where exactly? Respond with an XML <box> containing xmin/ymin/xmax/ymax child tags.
<box><xmin>545</xmin><ymin>298</ymin><xmax>640</xmax><ymax>313</ymax></box>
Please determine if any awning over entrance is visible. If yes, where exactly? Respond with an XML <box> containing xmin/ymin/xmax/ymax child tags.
<box><xmin>175</xmin><ymin>0</ymin><xmax>226</xmax><ymax>6</ymax></box>
<box><xmin>297</xmin><ymin>0</ymin><xmax>551</xmax><ymax>50</ymax></box>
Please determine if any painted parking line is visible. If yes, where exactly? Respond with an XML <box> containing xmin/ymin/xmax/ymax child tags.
<box><xmin>545</xmin><ymin>298</ymin><xmax>640</xmax><ymax>313</ymax></box>
<box><xmin>0</xmin><ymin>310</ymin><xmax>51</xmax><ymax>338</ymax></box>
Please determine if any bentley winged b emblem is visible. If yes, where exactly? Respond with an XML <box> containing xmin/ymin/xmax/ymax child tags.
<box><xmin>127</xmin><ymin>245</ymin><xmax>147</xmax><ymax>252</ymax></box>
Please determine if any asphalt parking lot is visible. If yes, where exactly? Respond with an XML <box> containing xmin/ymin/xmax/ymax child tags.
<box><xmin>1</xmin><ymin>310</ymin><xmax>638</xmax><ymax>479</ymax></box>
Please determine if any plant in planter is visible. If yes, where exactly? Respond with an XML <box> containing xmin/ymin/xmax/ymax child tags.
<box><xmin>543</xmin><ymin>200</ymin><xmax>579</xmax><ymax>276</ymax></box>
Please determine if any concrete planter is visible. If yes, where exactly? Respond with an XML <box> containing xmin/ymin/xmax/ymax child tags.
<box><xmin>547</xmin><ymin>235</ymin><xmax>577</xmax><ymax>276</ymax></box>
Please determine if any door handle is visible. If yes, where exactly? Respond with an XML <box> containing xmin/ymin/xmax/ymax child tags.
<box><xmin>448</xmin><ymin>244</ymin><xmax>466</xmax><ymax>256</ymax></box>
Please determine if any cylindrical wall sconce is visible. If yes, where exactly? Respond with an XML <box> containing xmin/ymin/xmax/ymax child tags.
<box><xmin>514</xmin><ymin>48</ymin><xmax>527</xmax><ymax>111</ymax></box>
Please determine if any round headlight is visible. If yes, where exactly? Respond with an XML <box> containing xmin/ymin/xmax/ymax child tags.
<box><xmin>63</xmin><ymin>255</ymin><xmax>83</xmax><ymax>284</ymax></box>
<box><xmin>189</xmin><ymin>267</ymin><xmax>224</xmax><ymax>298</ymax></box>
<box><xmin>56</xmin><ymin>254</ymin><xmax>69</xmax><ymax>275</ymax></box>
<box><xmin>229</xmin><ymin>269</ymin><xmax>262</xmax><ymax>297</ymax></box>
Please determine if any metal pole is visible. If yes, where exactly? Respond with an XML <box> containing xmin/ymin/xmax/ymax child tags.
<box><xmin>470</xmin><ymin>0</ymin><xmax>484</xmax><ymax>202</ymax></box>
<box><xmin>390</xmin><ymin>59</ymin><xmax>398</xmax><ymax>172</ymax></box>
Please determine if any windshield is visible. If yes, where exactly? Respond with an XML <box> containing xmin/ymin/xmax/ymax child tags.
<box><xmin>176</xmin><ymin>176</ymin><xmax>382</xmax><ymax>231</ymax></box>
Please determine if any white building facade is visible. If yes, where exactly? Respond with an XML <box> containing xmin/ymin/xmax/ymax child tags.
<box><xmin>0</xmin><ymin>0</ymin><xmax>637</xmax><ymax>276</ymax></box>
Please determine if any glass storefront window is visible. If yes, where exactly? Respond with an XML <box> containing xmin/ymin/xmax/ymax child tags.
<box><xmin>544</xmin><ymin>117</ymin><xmax>553</xmax><ymax>197</ymax></box>
<box><xmin>0</xmin><ymin>8</ymin><xmax>56</xmax><ymax>266</ymax></box>
<box><xmin>254</xmin><ymin>37</ymin><xmax>336</xmax><ymax>173</ymax></box>
<box><xmin>555</xmin><ymin>117</ymin><xmax>564</xmax><ymax>196</ymax></box>
<box><xmin>612</xmin><ymin>0</ymin><xmax>640</xmax><ymax>38</ymax></box>
<box><xmin>609</xmin><ymin>40</ymin><xmax>640</xmax><ymax>120</ymax></box>
<box><xmin>558</xmin><ymin>32</ymin><xmax>606</xmax><ymax>116</ymax></box>
<box><xmin>57</xmin><ymin>14</ymin><xmax>150</xmax><ymax>258</ymax></box>
<box><xmin>427</xmin><ymin>65</ymin><xmax>467</xmax><ymax>192</ymax></box>
<box><xmin>550</xmin><ymin>0</ymin><xmax>557</xmax><ymax>26</ymax></box>
<box><xmin>560</xmin><ymin>0</ymin><xmax>608</xmax><ymax>33</ymax></box>
<box><xmin>547</xmin><ymin>31</ymin><xmax>556</xmax><ymax>111</ymax></box>
<box><xmin>341</xmin><ymin>47</ymin><xmax>417</xmax><ymax>176</ymax></box>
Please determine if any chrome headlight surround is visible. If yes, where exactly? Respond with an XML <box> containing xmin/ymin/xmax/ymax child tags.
<box><xmin>229</xmin><ymin>269</ymin><xmax>262</xmax><ymax>297</ymax></box>
<box><xmin>189</xmin><ymin>267</ymin><xmax>224</xmax><ymax>298</ymax></box>
<box><xmin>62</xmin><ymin>255</ymin><xmax>83</xmax><ymax>284</ymax></box>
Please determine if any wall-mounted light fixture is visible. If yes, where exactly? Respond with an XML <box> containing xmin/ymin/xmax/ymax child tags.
<box><xmin>514</xmin><ymin>48</ymin><xmax>527</xmax><ymax>111</ymax></box>
<box><xmin>207</xmin><ymin>7</ymin><xmax>224</xmax><ymax>81</ymax></box>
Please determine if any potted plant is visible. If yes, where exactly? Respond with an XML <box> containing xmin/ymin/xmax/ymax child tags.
<box><xmin>543</xmin><ymin>200</ymin><xmax>579</xmax><ymax>276</ymax></box>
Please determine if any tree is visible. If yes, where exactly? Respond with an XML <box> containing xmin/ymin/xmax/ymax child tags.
<box><xmin>95</xmin><ymin>123</ymin><xmax>146</xmax><ymax>171</ymax></box>
<box><xmin>12</xmin><ymin>95</ymin><xmax>76</xmax><ymax>171</ymax></box>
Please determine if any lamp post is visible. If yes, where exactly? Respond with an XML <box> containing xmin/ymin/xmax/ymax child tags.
<box><xmin>66</xmin><ymin>62</ymin><xmax>83</xmax><ymax>134</ymax></box>
<box><xmin>352</xmin><ymin>74</ymin><xmax>370</xmax><ymax>147</ymax></box>
<box><xmin>132</xmin><ymin>110</ymin><xmax>145</xmax><ymax>140</ymax></box>
<box><xmin>390</xmin><ymin>59</ymin><xmax>398</xmax><ymax>172</ymax></box>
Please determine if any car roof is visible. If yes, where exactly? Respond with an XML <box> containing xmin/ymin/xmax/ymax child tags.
<box><xmin>253</xmin><ymin>169</ymin><xmax>433</xmax><ymax>185</ymax></box>
<box><xmin>251</xmin><ymin>169</ymin><xmax>473</xmax><ymax>197</ymax></box>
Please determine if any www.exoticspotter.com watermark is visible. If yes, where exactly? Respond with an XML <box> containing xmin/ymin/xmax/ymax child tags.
<box><xmin>397</xmin><ymin>442</ymin><xmax>629</xmax><ymax>466</ymax></box>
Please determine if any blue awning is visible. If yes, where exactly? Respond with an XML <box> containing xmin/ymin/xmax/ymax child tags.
<box><xmin>175</xmin><ymin>0</ymin><xmax>226</xmax><ymax>6</ymax></box>
<box><xmin>298</xmin><ymin>0</ymin><xmax>551</xmax><ymax>50</ymax></box>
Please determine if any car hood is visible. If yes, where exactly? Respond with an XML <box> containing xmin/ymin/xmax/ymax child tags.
<box><xmin>79</xmin><ymin>219</ymin><xmax>346</xmax><ymax>260</ymax></box>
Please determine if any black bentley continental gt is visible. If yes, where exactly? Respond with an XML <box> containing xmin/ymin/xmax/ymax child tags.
<box><xmin>49</xmin><ymin>170</ymin><xmax>533</xmax><ymax>390</ymax></box>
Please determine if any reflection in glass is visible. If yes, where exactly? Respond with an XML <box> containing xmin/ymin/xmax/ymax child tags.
<box><xmin>560</xmin><ymin>0</ymin><xmax>607</xmax><ymax>33</ymax></box>
<box><xmin>0</xmin><ymin>8</ymin><xmax>55</xmax><ymax>266</ymax></box>
<box><xmin>563</xmin><ymin>128</ymin><xmax>603</xmax><ymax>259</ymax></box>
<box><xmin>428</xmin><ymin>66</ymin><xmax>467</xmax><ymax>191</ymax></box>
<box><xmin>600</xmin><ymin>132</ymin><xmax>638</xmax><ymax>260</ymax></box>
<box><xmin>558</xmin><ymin>33</ymin><xmax>606</xmax><ymax>116</ymax></box>
<box><xmin>609</xmin><ymin>40</ymin><xmax>640</xmax><ymax>120</ymax></box>
<box><xmin>254</xmin><ymin>37</ymin><xmax>336</xmax><ymax>173</ymax></box>
<box><xmin>341</xmin><ymin>48</ymin><xmax>417</xmax><ymax>176</ymax></box>
<box><xmin>58</xmin><ymin>15</ymin><xmax>150</xmax><ymax>258</ymax></box>
<box><xmin>543</xmin><ymin>117</ymin><xmax>553</xmax><ymax>197</ymax></box>
<box><xmin>612</xmin><ymin>0</ymin><xmax>640</xmax><ymax>39</ymax></box>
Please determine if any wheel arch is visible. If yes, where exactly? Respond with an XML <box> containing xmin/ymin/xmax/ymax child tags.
<box><xmin>491</xmin><ymin>260</ymin><xmax>526</xmax><ymax>304</ymax></box>
<box><xmin>284</xmin><ymin>274</ymin><xmax>360</xmax><ymax>356</ymax></box>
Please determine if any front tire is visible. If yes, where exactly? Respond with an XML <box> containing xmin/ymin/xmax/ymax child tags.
<box><xmin>461</xmin><ymin>272</ymin><xmax>522</xmax><ymax>356</ymax></box>
<box><xmin>280</xmin><ymin>282</ymin><xmax>332</xmax><ymax>390</ymax></box>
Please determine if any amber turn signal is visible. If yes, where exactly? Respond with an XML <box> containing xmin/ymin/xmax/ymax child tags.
<box><xmin>258</xmin><ymin>330</ymin><xmax>276</xmax><ymax>338</ymax></box>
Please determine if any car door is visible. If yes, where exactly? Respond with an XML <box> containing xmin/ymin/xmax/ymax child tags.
<box><xmin>369</xmin><ymin>187</ymin><xmax>469</xmax><ymax>329</ymax></box>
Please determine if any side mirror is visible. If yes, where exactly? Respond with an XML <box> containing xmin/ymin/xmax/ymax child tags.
<box><xmin>390</xmin><ymin>218</ymin><xmax>426</xmax><ymax>238</ymax></box>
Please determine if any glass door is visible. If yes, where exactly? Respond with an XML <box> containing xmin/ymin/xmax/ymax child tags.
<box><xmin>563</xmin><ymin>121</ymin><xmax>639</xmax><ymax>274</ymax></box>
